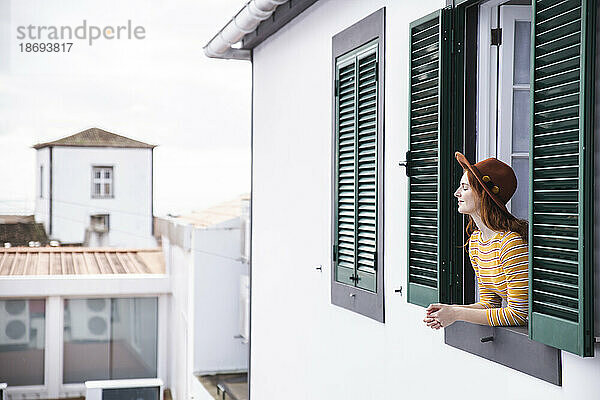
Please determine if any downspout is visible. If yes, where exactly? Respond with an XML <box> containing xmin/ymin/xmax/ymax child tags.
<box><xmin>151</xmin><ymin>148</ymin><xmax>154</xmax><ymax>236</ymax></box>
<box><xmin>203</xmin><ymin>0</ymin><xmax>288</xmax><ymax>60</ymax></box>
<box><xmin>248</xmin><ymin>50</ymin><xmax>253</xmax><ymax>400</ymax></box>
<box><xmin>49</xmin><ymin>146</ymin><xmax>53</xmax><ymax>236</ymax></box>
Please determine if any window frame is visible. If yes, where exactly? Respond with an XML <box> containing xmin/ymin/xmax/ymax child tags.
<box><xmin>90</xmin><ymin>214</ymin><xmax>110</xmax><ymax>233</ymax></box>
<box><xmin>331</xmin><ymin>8</ymin><xmax>385</xmax><ymax>322</ymax></box>
<box><xmin>91</xmin><ymin>166</ymin><xmax>114</xmax><ymax>199</ymax></box>
<box><xmin>61</xmin><ymin>296</ymin><xmax>159</xmax><ymax>385</ymax></box>
<box><xmin>478</xmin><ymin>3</ymin><xmax>531</xmax><ymax>219</ymax></box>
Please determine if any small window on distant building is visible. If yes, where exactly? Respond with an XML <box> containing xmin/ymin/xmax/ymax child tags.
<box><xmin>39</xmin><ymin>166</ymin><xmax>43</xmax><ymax>198</ymax></box>
<box><xmin>92</xmin><ymin>166</ymin><xmax>113</xmax><ymax>198</ymax></box>
<box><xmin>90</xmin><ymin>214</ymin><xmax>109</xmax><ymax>233</ymax></box>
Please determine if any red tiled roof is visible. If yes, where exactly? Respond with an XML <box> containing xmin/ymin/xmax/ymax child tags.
<box><xmin>0</xmin><ymin>247</ymin><xmax>164</xmax><ymax>276</ymax></box>
<box><xmin>33</xmin><ymin>128</ymin><xmax>156</xmax><ymax>149</ymax></box>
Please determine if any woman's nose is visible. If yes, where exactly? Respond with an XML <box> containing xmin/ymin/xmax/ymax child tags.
<box><xmin>454</xmin><ymin>188</ymin><xmax>460</xmax><ymax>198</ymax></box>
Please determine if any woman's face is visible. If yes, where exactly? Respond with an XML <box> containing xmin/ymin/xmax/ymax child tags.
<box><xmin>454</xmin><ymin>171</ymin><xmax>479</xmax><ymax>215</ymax></box>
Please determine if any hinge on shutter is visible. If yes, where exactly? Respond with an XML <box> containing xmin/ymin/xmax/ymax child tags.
<box><xmin>333</xmin><ymin>244</ymin><xmax>338</xmax><ymax>262</ymax></box>
<box><xmin>491</xmin><ymin>28</ymin><xmax>502</xmax><ymax>46</ymax></box>
<box><xmin>374</xmin><ymin>61</ymin><xmax>378</xmax><ymax>82</ymax></box>
<box><xmin>399</xmin><ymin>151</ymin><xmax>411</xmax><ymax>177</ymax></box>
<box><xmin>335</xmin><ymin>79</ymin><xmax>339</xmax><ymax>97</ymax></box>
<box><xmin>373</xmin><ymin>251</ymin><xmax>377</xmax><ymax>271</ymax></box>
<box><xmin>442</xmin><ymin>22</ymin><xmax>455</xmax><ymax>54</ymax></box>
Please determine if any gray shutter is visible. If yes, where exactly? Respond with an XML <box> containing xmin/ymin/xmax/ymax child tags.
<box><xmin>529</xmin><ymin>0</ymin><xmax>595</xmax><ymax>357</ymax></box>
<box><xmin>334</xmin><ymin>41</ymin><xmax>379</xmax><ymax>292</ymax></box>
<box><xmin>335</xmin><ymin>58</ymin><xmax>358</xmax><ymax>286</ymax></box>
<box><xmin>407</xmin><ymin>9</ymin><xmax>452</xmax><ymax>307</ymax></box>
<box><xmin>355</xmin><ymin>49</ymin><xmax>378</xmax><ymax>292</ymax></box>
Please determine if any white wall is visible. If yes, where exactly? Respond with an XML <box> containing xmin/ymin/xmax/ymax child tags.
<box><xmin>193</xmin><ymin>217</ymin><xmax>249</xmax><ymax>374</ymax></box>
<box><xmin>162</xmin><ymin>216</ymin><xmax>249</xmax><ymax>400</ymax></box>
<box><xmin>250</xmin><ymin>1</ymin><xmax>600</xmax><ymax>399</ymax></box>
<box><xmin>164</xmin><ymin>233</ymin><xmax>194</xmax><ymax>400</ymax></box>
<box><xmin>34</xmin><ymin>147</ymin><xmax>50</xmax><ymax>231</ymax></box>
<box><xmin>45</xmin><ymin>146</ymin><xmax>155</xmax><ymax>247</ymax></box>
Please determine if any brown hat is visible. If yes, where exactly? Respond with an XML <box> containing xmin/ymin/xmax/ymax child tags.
<box><xmin>455</xmin><ymin>152</ymin><xmax>517</xmax><ymax>216</ymax></box>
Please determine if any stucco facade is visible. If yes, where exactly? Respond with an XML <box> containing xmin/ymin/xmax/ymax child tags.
<box><xmin>247</xmin><ymin>0</ymin><xmax>600</xmax><ymax>399</ymax></box>
<box><xmin>34</xmin><ymin>145</ymin><xmax>155</xmax><ymax>248</ymax></box>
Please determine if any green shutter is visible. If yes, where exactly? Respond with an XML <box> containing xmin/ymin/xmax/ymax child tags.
<box><xmin>407</xmin><ymin>9</ymin><xmax>452</xmax><ymax>307</ymax></box>
<box><xmin>529</xmin><ymin>0</ymin><xmax>595</xmax><ymax>357</ymax></box>
<box><xmin>334</xmin><ymin>41</ymin><xmax>379</xmax><ymax>292</ymax></box>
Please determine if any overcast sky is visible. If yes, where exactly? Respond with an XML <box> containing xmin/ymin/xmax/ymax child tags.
<box><xmin>0</xmin><ymin>0</ymin><xmax>251</xmax><ymax>216</ymax></box>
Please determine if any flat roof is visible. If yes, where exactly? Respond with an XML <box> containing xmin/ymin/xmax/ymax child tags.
<box><xmin>0</xmin><ymin>247</ymin><xmax>164</xmax><ymax>276</ymax></box>
<box><xmin>174</xmin><ymin>194</ymin><xmax>249</xmax><ymax>228</ymax></box>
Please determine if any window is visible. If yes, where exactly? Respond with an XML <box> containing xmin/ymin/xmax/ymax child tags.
<box><xmin>408</xmin><ymin>0</ymin><xmax>595</xmax><ymax>360</ymax></box>
<box><xmin>479</xmin><ymin>4</ymin><xmax>532</xmax><ymax>220</ymax></box>
<box><xmin>331</xmin><ymin>8</ymin><xmax>385</xmax><ymax>322</ymax></box>
<box><xmin>90</xmin><ymin>214</ymin><xmax>110</xmax><ymax>233</ymax></box>
<box><xmin>63</xmin><ymin>297</ymin><xmax>158</xmax><ymax>383</ymax></box>
<box><xmin>0</xmin><ymin>299</ymin><xmax>46</xmax><ymax>386</ymax></box>
<box><xmin>39</xmin><ymin>166</ymin><xmax>43</xmax><ymax>199</ymax></box>
<box><xmin>92</xmin><ymin>166</ymin><xmax>113</xmax><ymax>198</ymax></box>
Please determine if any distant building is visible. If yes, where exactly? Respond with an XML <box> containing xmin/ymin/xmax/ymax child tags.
<box><xmin>155</xmin><ymin>195</ymin><xmax>250</xmax><ymax>400</ymax></box>
<box><xmin>33</xmin><ymin>128</ymin><xmax>156</xmax><ymax>248</ymax></box>
<box><xmin>0</xmin><ymin>246</ymin><xmax>168</xmax><ymax>399</ymax></box>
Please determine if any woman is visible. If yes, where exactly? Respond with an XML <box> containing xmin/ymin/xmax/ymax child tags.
<box><xmin>423</xmin><ymin>152</ymin><xmax>529</xmax><ymax>329</ymax></box>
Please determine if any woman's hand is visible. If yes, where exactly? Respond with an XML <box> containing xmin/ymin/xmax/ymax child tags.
<box><xmin>425</xmin><ymin>303</ymin><xmax>459</xmax><ymax>328</ymax></box>
<box><xmin>423</xmin><ymin>314</ymin><xmax>442</xmax><ymax>330</ymax></box>
<box><xmin>423</xmin><ymin>303</ymin><xmax>444</xmax><ymax>330</ymax></box>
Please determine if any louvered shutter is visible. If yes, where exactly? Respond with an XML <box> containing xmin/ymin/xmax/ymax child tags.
<box><xmin>529</xmin><ymin>0</ymin><xmax>595</xmax><ymax>357</ymax></box>
<box><xmin>334</xmin><ymin>41</ymin><xmax>379</xmax><ymax>292</ymax></box>
<box><xmin>335</xmin><ymin>58</ymin><xmax>358</xmax><ymax>286</ymax></box>
<box><xmin>355</xmin><ymin>49</ymin><xmax>378</xmax><ymax>292</ymax></box>
<box><xmin>407</xmin><ymin>9</ymin><xmax>452</xmax><ymax>307</ymax></box>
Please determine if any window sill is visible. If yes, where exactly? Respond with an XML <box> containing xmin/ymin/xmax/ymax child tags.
<box><xmin>444</xmin><ymin>321</ymin><xmax>561</xmax><ymax>385</ymax></box>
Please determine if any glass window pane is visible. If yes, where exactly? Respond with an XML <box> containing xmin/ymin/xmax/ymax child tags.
<box><xmin>95</xmin><ymin>170</ymin><xmax>101</xmax><ymax>179</ymax></box>
<box><xmin>63</xmin><ymin>298</ymin><xmax>111</xmax><ymax>383</ymax></box>
<box><xmin>511</xmin><ymin>157</ymin><xmax>529</xmax><ymax>220</ymax></box>
<box><xmin>103</xmin><ymin>387</ymin><xmax>160</xmax><ymax>400</ymax></box>
<box><xmin>0</xmin><ymin>299</ymin><xmax>45</xmax><ymax>386</ymax></box>
<box><xmin>513</xmin><ymin>21</ymin><xmax>531</xmax><ymax>84</ymax></box>
<box><xmin>105</xmin><ymin>183</ymin><xmax>111</xmax><ymax>196</ymax></box>
<box><xmin>63</xmin><ymin>298</ymin><xmax>157</xmax><ymax>383</ymax></box>
<box><xmin>104</xmin><ymin>170</ymin><xmax>111</xmax><ymax>179</ymax></box>
<box><xmin>512</xmin><ymin>89</ymin><xmax>530</xmax><ymax>153</ymax></box>
<box><xmin>111</xmin><ymin>298</ymin><xmax>158</xmax><ymax>379</ymax></box>
<box><xmin>95</xmin><ymin>183</ymin><xmax>101</xmax><ymax>195</ymax></box>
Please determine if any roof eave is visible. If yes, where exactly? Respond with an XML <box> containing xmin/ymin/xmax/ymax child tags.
<box><xmin>204</xmin><ymin>0</ymin><xmax>318</xmax><ymax>60</ymax></box>
<box><xmin>32</xmin><ymin>144</ymin><xmax>157</xmax><ymax>150</ymax></box>
<box><xmin>204</xmin><ymin>47</ymin><xmax>252</xmax><ymax>61</ymax></box>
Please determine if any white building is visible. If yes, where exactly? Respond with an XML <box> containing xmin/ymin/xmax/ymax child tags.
<box><xmin>156</xmin><ymin>195</ymin><xmax>250</xmax><ymax>400</ymax></box>
<box><xmin>0</xmin><ymin>246</ymin><xmax>169</xmax><ymax>399</ymax></box>
<box><xmin>34</xmin><ymin>128</ymin><xmax>156</xmax><ymax>248</ymax></box>
<box><xmin>206</xmin><ymin>0</ymin><xmax>600</xmax><ymax>399</ymax></box>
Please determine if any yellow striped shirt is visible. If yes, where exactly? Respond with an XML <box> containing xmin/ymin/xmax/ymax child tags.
<box><xmin>468</xmin><ymin>230</ymin><xmax>528</xmax><ymax>326</ymax></box>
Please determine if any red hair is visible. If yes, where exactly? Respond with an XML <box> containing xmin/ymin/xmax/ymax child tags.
<box><xmin>464</xmin><ymin>170</ymin><xmax>528</xmax><ymax>241</ymax></box>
